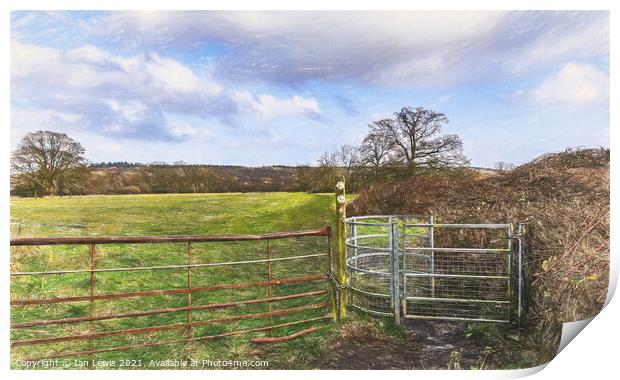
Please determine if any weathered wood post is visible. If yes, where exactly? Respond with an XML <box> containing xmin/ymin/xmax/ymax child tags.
<box><xmin>335</xmin><ymin>175</ymin><xmax>348</xmax><ymax>319</ymax></box>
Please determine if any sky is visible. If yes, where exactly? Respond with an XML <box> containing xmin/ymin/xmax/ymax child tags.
<box><xmin>10</xmin><ymin>11</ymin><xmax>610</xmax><ymax>167</ymax></box>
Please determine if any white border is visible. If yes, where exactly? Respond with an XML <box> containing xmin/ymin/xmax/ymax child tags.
<box><xmin>2</xmin><ymin>1</ymin><xmax>617</xmax><ymax>379</ymax></box>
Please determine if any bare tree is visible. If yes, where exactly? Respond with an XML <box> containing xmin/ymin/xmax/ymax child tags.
<box><xmin>302</xmin><ymin>151</ymin><xmax>340</xmax><ymax>192</ymax></box>
<box><xmin>336</xmin><ymin>144</ymin><xmax>359</xmax><ymax>168</ymax></box>
<box><xmin>336</xmin><ymin>144</ymin><xmax>360</xmax><ymax>188</ymax></box>
<box><xmin>11</xmin><ymin>130</ymin><xmax>87</xmax><ymax>196</ymax></box>
<box><xmin>317</xmin><ymin>150</ymin><xmax>339</xmax><ymax>168</ymax></box>
<box><xmin>359</xmin><ymin>124</ymin><xmax>392</xmax><ymax>169</ymax></box>
<box><xmin>494</xmin><ymin>161</ymin><xmax>515</xmax><ymax>172</ymax></box>
<box><xmin>372</xmin><ymin>107</ymin><xmax>469</xmax><ymax>168</ymax></box>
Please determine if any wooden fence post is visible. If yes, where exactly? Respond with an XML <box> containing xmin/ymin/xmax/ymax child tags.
<box><xmin>335</xmin><ymin>175</ymin><xmax>348</xmax><ymax>319</ymax></box>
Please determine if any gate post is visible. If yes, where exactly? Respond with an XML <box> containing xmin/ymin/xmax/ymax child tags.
<box><xmin>335</xmin><ymin>175</ymin><xmax>348</xmax><ymax>319</ymax></box>
<box><xmin>517</xmin><ymin>223</ymin><xmax>525</xmax><ymax>323</ymax></box>
<box><xmin>429</xmin><ymin>215</ymin><xmax>435</xmax><ymax>299</ymax></box>
<box><xmin>351</xmin><ymin>221</ymin><xmax>358</xmax><ymax>268</ymax></box>
<box><xmin>507</xmin><ymin>224</ymin><xmax>513</xmax><ymax>321</ymax></box>
<box><xmin>389</xmin><ymin>217</ymin><xmax>401</xmax><ymax>325</ymax></box>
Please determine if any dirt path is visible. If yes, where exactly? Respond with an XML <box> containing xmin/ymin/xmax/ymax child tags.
<box><xmin>322</xmin><ymin>320</ymin><xmax>494</xmax><ymax>370</ymax></box>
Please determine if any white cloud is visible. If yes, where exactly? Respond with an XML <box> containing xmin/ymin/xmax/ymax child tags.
<box><xmin>11</xmin><ymin>40</ymin><xmax>322</xmax><ymax>140</ymax></box>
<box><xmin>80</xmin><ymin>11</ymin><xmax>608</xmax><ymax>87</ymax></box>
<box><xmin>11</xmin><ymin>41</ymin><xmax>223</xmax><ymax>102</ymax></box>
<box><xmin>11</xmin><ymin>109</ymin><xmax>83</xmax><ymax>130</ymax></box>
<box><xmin>232</xmin><ymin>91</ymin><xmax>320</xmax><ymax>119</ymax></box>
<box><xmin>10</xmin><ymin>108</ymin><xmax>86</xmax><ymax>149</ymax></box>
<box><xmin>145</xmin><ymin>54</ymin><xmax>221</xmax><ymax>96</ymax></box>
<box><xmin>11</xmin><ymin>40</ymin><xmax>59</xmax><ymax>78</ymax></box>
<box><xmin>216</xmin><ymin>11</ymin><xmax>503</xmax><ymax>47</ymax></box>
<box><xmin>12</xmin><ymin>41</ymin><xmax>113</xmax><ymax>89</ymax></box>
<box><xmin>534</xmin><ymin>63</ymin><xmax>609</xmax><ymax>106</ymax></box>
<box><xmin>107</xmin><ymin>99</ymin><xmax>147</xmax><ymax>122</ymax></box>
<box><xmin>66</xmin><ymin>44</ymin><xmax>112</xmax><ymax>62</ymax></box>
<box><xmin>253</xmin><ymin>95</ymin><xmax>320</xmax><ymax>119</ymax></box>
<box><xmin>504</xmin><ymin>12</ymin><xmax>609</xmax><ymax>75</ymax></box>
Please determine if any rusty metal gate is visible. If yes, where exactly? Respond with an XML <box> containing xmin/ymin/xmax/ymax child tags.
<box><xmin>10</xmin><ymin>228</ymin><xmax>334</xmax><ymax>364</ymax></box>
<box><xmin>346</xmin><ymin>216</ymin><xmax>524</xmax><ymax>323</ymax></box>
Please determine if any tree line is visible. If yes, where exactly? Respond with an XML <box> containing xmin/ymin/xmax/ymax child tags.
<box><xmin>299</xmin><ymin>106</ymin><xmax>470</xmax><ymax>192</ymax></box>
<box><xmin>11</xmin><ymin>106</ymin><xmax>471</xmax><ymax>197</ymax></box>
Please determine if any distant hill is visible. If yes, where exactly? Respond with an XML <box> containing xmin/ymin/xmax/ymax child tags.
<box><xmin>13</xmin><ymin>161</ymin><xmax>499</xmax><ymax>197</ymax></box>
<box><xmin>11</xmin><ymin>164</ymin><xmax>311</xmax><ymax>196</ymax></box>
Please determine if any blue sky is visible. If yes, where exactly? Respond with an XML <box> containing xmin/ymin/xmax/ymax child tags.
<box><xmin>10</xmin><ymin>11</ymin><xmax>609</xmax><ymax>167</ymax></box>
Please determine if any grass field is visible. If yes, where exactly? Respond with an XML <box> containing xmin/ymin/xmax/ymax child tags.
<box><xmin>10</xmin><ymin>192</ymin><xmax>346</xmax><ymax>369</ymax></box>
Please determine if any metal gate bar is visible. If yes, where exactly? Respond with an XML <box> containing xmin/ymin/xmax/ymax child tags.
<box><xmin>346</xmin><ymin>215</ymin><xmax>524</xmax><ymax>324</ymax></box>
<box><xmin>346</xmin><ymin>216</ymin><xmax>393</xmax><ymax>317</ymax></box>
<box><xmin>11</xmin><ymin>228</ymin><xmax>333</xmax><ymax>362</ymax></box>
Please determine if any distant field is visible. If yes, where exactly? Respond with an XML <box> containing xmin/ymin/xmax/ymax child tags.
<box><xmin>10</xmin><ymin>192</ymin><xmax>340</xmax><ymax>369</ymax></box>
<box><xmin>10</xmin><ymin>192</ymin><xmax>335</xmax><ymax>237</ymax></box>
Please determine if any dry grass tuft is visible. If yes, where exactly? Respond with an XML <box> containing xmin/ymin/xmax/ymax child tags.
<box><xmin>337</xmin><ymin>320</ymin><xmax>384</xmax><ymax>343</ymax></box>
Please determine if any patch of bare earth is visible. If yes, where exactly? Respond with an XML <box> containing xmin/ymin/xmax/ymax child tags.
<box><xmin>322</xmin><ymin>320</ymin><xmax>496</xmax><ymax>370</ymax></box>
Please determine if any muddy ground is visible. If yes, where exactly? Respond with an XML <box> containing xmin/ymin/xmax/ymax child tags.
<box><xmin>321</xmin><ymin>320</ymin><xmax>499</xmax><ymax>370</ymax></box>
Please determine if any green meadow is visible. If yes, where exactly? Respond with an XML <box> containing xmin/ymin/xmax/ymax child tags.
<box><xmin>10</xmin><ymin>192</ymin><xmax>344</xmax><ymax>369</ymax></box>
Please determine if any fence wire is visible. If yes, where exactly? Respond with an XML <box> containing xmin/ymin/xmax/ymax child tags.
<box><xmin>346</xmin><ymin>216</ymin><xmax>520</xmax><ymax>323</ymax></box>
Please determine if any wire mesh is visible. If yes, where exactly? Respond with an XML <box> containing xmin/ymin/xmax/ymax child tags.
<box><xmin>403</xmin><ymin>222</ymin><xmax>512</xmax><ymax>322</ymax></box>
<box><xmin>346</xmin><ymin>216</ymin><xmax>516</xmax><ymax>323</ymax></box>
<box><xmin>346</xmin><ymin>216</ymin><xmax>393</xmax><ymax>316</ymax></box>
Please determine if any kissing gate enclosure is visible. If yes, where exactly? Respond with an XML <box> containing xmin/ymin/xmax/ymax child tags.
<box><xmin>10</xmin><ymin>229</ymin><xmax>333</xmax><ymax>362</ymax></box>
<box><xmin>346</xmin><ymin>216</ymin><xmax>525</xmax><ymax>324</ymax></box>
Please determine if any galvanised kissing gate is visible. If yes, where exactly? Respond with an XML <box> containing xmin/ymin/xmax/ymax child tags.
<box><xmin>345</xmin><ymin>215</ymin><xmax>525</xmax><ymax>323</ymax></box>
